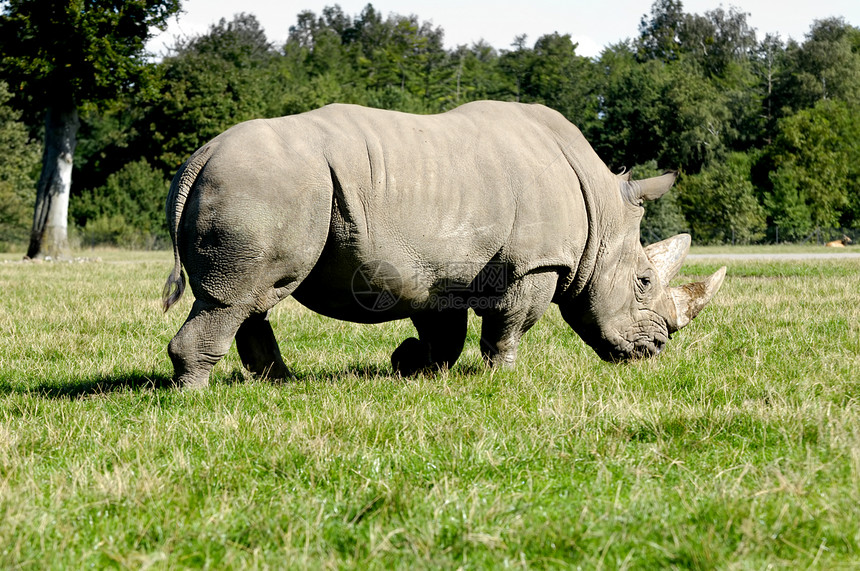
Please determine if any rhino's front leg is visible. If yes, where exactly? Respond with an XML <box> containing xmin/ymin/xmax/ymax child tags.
<box><xmin>235</xmin><ymin>311</ymin><xmax>292</xmax><ymax>381</ymax></box>
<box><xmin>478</xmin><ymin>271</ymin><xmax>558</xmax><ymax>368</ymax></box>
<box><xmin>391</xmin><ymin>309</ymin><xmax>467</xmax><ymax>375</ymax></box>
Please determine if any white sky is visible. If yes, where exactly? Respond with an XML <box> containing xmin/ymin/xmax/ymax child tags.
<box><xmin>148</xmin><ymin>0</ymin><xmax>860</xmax><ymax>58</ymax></box>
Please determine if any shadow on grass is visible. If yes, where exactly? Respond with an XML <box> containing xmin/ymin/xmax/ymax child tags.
<box><xmin>0</xmin><ymin>360</ymin><xmax>489</xmax><ymax>399</ymax></box>
<box><xmin>292</xmin><ymin>362</ymin><xmax>394</xmax><ymax>383</ymax></box>
<box><xmin>0</xmin><ymin>372</ymin><xmax>177</xmax><ymax>399</ymax></box>
<box><xmin>295</xmin><ymin>360</ymin><xmax>487</xmax><ymax>382</ymax></box>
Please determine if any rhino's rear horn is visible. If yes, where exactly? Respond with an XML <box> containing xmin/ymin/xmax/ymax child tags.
<box><xmin>644</xmin><ymin>233</ymin><xmax>691</xmax><ymax>287</ymax></box>
<box><xmin>668</xmin><ymin>266</ymin><xmax>726</xmax><ymax>332</ymax></box>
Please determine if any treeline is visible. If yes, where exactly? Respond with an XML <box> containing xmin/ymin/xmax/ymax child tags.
<box><xmin>1</xmin><ymin>0</ymin><xmax>859</xmax><ymax>249</ymax></box>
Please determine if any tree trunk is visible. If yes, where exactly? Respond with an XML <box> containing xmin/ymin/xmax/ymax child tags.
<box><xmin>26</xmin><ymin>103</ymin><xmax>79</xmax><ymax>259</ymax></box>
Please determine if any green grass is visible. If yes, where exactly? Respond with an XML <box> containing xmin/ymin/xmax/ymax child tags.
<box><xmin>689</xmin><ymin>243</ymin><xmax>858</xmax><ymax>255</ymax></box>
<box><xmin>1</xmin><ymin>249</ymin><xmax>859</xmax><ymax>568</ymax></box>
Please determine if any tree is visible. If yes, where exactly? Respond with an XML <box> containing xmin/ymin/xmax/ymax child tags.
<box><xmin>656</xmin><ymin>58</ymin><xmax>732</xmax><ymax>172</ymax></box>
<box><xmin>0</xmin><ymin>81</ymin><xmax>40</xmax><ymax>248</ymax></box>
<box><xmin>591</xmin><ymin>47</ymin><xmax>732</xmax><ymax>174</ymax></box>
<box><xmin>636</xmin><ymin>0</ymin><xmax>685</xmax><ymax>62</ymax></box>
<box><xmin>353</xmin><ymin>7</ymin><xmax>453</xmax><ymax>112</ymax></box>
<box><xmin>771</xmin><ymin>18</ymin><xmax>860</xmax><ymax>116</ymax></box>
<box><xmin>678</xmin><ymin>6</ymin><xmax>757</xmax><ymax>78</ymax></box>
<box><xmin>499</xmin><ymin>34</ymin><xmax>532</xmax><ymax>102</ymax></box>
<box><xmin>135</xmin><ymin>13</ymin><xmax>281</xmax><ymax>172</ymax></box>
<box><xmin>590</xmin><ymin>42</ymin><xmax>663</xmax><ymax>168</ymax></box>
<box><xmin>72</xmin><ymin>159</ymin><xmax>169</xmax><ymax>249</ymax></box>
<box><xmin>752</xmin><ymin>33</ymin><xmax>785</xmax><ymax>141</ymax></box>
<box><xmin>518</xmin><ymin>33</ymin><xmax>597</xmax><ymax>127</ymax></box>
<box><xmin>761</xmin><ymin>99</ymin><xmax>860</xmax><ymax>238</ymax></box>
<box><xmin>0</xmin><ymin>0</ymin><xmax>180</xmax><ymax>258</ymax></box>
<box><xmin>281</xmin><ymin>9</ymin><xmax>365</xmax><ymax>115</ymax></box>
<box><xmin>282</xmin><ymin>5</ymin><xmax>454</xmax><ymax>114</ymax></box>
<box><xmin>678</xmin><ymin>152</ymin><xmax>766</xmax><ymax>244</ymax></box>
<box><xmin>449</xmin><ymin>42</ymin><xmax>507</xmax><ymax>105</ymax></box>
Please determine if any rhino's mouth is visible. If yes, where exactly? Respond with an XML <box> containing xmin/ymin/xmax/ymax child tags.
<box><xmin>598</xmin><ymin>316</ymin><xmax>670</xmax><ymax>362</ymax></box>
<box><xmin>599</xmin><ymin>341</ymin><xmax>663</xmax><ymax>362</ymax></box>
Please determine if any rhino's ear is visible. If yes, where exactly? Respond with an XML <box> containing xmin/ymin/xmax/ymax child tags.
<box><xmin>620</xmin><ymin>171</ymin><xmax>678</xmax><ymax>206</ymax></box>
<box><xmin>616</xmin><ymin>167</ymin><xmax>633</xmax><ymax>181</ymax></box>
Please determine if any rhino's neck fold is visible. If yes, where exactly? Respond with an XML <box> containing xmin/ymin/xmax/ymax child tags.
<box><xmin>554</xmin><ymin>138</ymin><xmax>612</xmax><ymax>299</ymax></box>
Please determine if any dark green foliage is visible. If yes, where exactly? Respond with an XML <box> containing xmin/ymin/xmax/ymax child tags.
<box><xmin>72</xmin><ymin>159</ymin><xmax>170</xmax><ymax>249</ymax></box>
<box><xmin>2</xmin><ymin>1</ymin><xmax>859</xmax><ymax>247</ymax></box>
<box><xmin>771</xmin><ymin>18</ymin><xmax>860</xmax><ymax>117</ymax></box>
<box><xmin>590</xmin><ymin>44</ymin><xmax>663</xmax><ymax>168</ymax></box>
<box><xmin>137</xmin><ymin>13</ymin><xmax>282</xmax><ymax>173</ymax></box>
<box><xmin>0</xmin><ymin>0</ymin><xmax>181</xmax><ymax>255</ymax></box>
<box><xmin>656</xmin><ymin>58</ymin><xmax>732</xmax><ymax>172</ymax></box>
<box><xmin>677</xmin><ymin>6</ymin><xmax>757</xmax><ymax>78</ymax></box>
<box><xmin>515</xmin><ymin>33</ymin><xmax>597</xmax><ymax>128</ymax></box>
<box><xmin>0</xmin><ymin>81</ymin><xmax>40</xmax><ymax>249</ymax></box>
<box><xmin>759</xmin><ymin>99</ymin><xmax>860</xmax><ymax>239</ymax></box>
<box><xmin>281</xmin><ymin>5</ymin><xmax>458</xmax><ymax>115</ymax></box>
<box><xmin>636</xmin><ymin>0</ymin><xmax>685</xmax><ymax>62</ymax></box>
<box><xmin>679</xmin><ymin>152</ymin><xmax>766</xmax><ymax>244</ymax></box>
<box><xmin>0</xmin><ymin>0</ymin><xmax>180</xmax><ymax>115</ymax></box>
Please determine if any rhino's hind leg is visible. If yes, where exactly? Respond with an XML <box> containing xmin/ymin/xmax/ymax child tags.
<box><xmin>235</xmin><ymin>311</ymin><xmax>292</xmax><ymax>381</ymax></box>
<box><xmin>392</xmin><ymin>309</ymin><xmax>467</xmax><ymax>376</ymax></box>
<box><xmin>168</xmin><ymin>299</ymin><xmax>250</xmax><ymax>389</ymax></box>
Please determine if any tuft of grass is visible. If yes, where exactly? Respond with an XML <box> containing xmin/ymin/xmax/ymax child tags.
<box><xmin>0</xmin><ymin>249</ymin><xmax>859</xmax><ymax>568</ymax></box>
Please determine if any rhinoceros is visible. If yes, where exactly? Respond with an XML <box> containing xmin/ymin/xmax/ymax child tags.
<box><xmin>162</xmin><ymin>101</ymin><xmax>725</xmax><ymax>388</ymax></box>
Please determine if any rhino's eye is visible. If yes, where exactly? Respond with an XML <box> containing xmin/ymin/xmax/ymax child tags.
<box><xmin>635</xmin><ymin>272</ymin><xmax>653</xmax><ymax>296</ymax></box>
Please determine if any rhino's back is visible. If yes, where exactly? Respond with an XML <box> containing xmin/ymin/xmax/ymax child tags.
<box><xmin>282</xmin><ymin>102</ymin><xmax>593</xmax><ymax>321</ymax></box>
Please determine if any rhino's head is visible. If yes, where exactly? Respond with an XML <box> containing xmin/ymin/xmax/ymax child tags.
<box><xmin>560</xmin><ymin>172</ymin><xmax>726</xmax><ymax>361</ymax></box>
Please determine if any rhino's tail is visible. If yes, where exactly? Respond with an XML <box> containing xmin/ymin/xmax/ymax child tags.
<box><xmin>162</xmin><ymin>143</ymin><xmax>216</xmax><ymax>313</ymax></box>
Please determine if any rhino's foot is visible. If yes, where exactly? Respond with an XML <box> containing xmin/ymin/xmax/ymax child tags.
<box><xmin>482</xmin><ymin>349</ymin><xmax>518</xmax><ymax>369</ymax></box>
<box><xmin>391</xmin><ymin>337</ymin><xmax>434</xmax><ymax>376</ymax></box>
<box><xmin>169</xmin><ymin>343</ymin><xmax>221</xmax><ymax>389</ymax></box>
<box><xmin>169</xmin><ymin>338</ymin><xmax>228</xmax><ymax>389</ymax></box>
<box><xmin>393</xmin><ymin>310</ymin><xmax>467</xmax><ymax>376</ymax></box>
<box><xmin>476</xmin><ymin>271</ymin><xmax>558</xmax><ymax>371</ymax></box>
<box><xmin>236</xmin><ymin>312</ymin><xmax>292</xmax><ymax>381</ymax></box>
<box><xmin>168</xmin><ymin>299</ymin><xmax>248</xmax><ymax>390</ymax></box>
<box><xmin>173</xmin><ymin>372</ymin><xmax>211</xmax><ymax>390</ymax></box>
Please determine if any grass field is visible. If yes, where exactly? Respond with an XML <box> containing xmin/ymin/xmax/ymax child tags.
<box><xmin>1</xmin><ymin>249</ymin><xmax>859</xmax><ymax>568</ymax></box>
<box><xmin>689</xmin><ymin>243</ymin><xmax>859</xmax><ymax>255</ymax></box>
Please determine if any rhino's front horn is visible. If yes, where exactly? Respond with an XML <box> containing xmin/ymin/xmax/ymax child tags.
<box><xmin>668</xmin><ymin>266</ymin><xmax>727</xmax><ymax>332</ymax></box>
<box><xmin>644</xmin><ymin>233</ymin><xmax>691</xmax><ymax>286</ymax></box>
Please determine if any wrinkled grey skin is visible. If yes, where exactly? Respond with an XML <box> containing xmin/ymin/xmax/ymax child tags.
<box><xmin>163</xmin><ymin>101</ymin><xmax>725</xmax><ymax>388</ymax></box>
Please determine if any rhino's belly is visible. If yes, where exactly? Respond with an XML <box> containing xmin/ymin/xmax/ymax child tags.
<box><xmin>292</xmin><ymin>285</ymin><xmax>420</xmax><ymax>323</ymax></box>
<box><xmin>292</xmin><ymin>251</ymin><xmax>432</xmax><ymax>324</ymax></box>
<box><xmin>291</xmin><ymin>194</ymin><xmax>509</xmax><ymax>322</ymax></box>
<box><xmin>292</xmin><ymin>246</ymin><xmax>497</xmax><ymax>324</ymax></box>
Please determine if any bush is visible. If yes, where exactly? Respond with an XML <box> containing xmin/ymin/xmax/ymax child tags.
<box><xmin>0</xmin><ymin>180</ymin><xmax>33</xmax><ymax>251</ymax></box>
<box><xmin>761</xmin><ymin>100</ymin><xmax>860</xmax><ymax>239</ymax></box>
<box><xmin>678</xmin><ymin>152</ymin><xmax>766</xmax><ymax>244</ymax></box>
<box><xmin>73</xmin><ymin>159</ymin><xmax>170</xmax><ymax>249</ymax></box>
<box><xmin>79</xmin><ymin>214</ymin><xmax>167</xmax><ymax>249</ymax></box>
<box><xmin>0</xmin><ymin>81</ymin><xmax>41</xmax><ymax>251</ymax></box>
